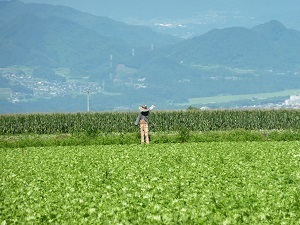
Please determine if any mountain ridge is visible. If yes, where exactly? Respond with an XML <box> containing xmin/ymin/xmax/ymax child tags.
<box><xmin>1</xmin><ymin>1</ymin><xmax>300</xmax><ymax>113</ymax></box>
<box><xmin>162</xmin><ymin>20</ymin><xmax>300</xmax><ymax>70</ymax></box>
<box><xmin>0</xmin><ymin>0</ymin><xmax>181</xmax><ymax>47</ymax></box>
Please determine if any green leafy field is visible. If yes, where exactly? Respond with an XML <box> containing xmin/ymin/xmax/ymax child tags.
<box><xmin>1</xmin><ymin>142</ymin><xmax>300</xmax><ymax>224</ymax></box>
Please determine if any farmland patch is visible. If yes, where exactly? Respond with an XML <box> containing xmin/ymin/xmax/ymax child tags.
<box><xmin>1</xmin><ymin>142</ymin><xmax>300</xmax><ymax>224</ymax></box>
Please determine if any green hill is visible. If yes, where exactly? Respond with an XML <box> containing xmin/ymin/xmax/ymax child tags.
<box><xmin>0</xmin><ymin>1</ymin><xmax>180</xmax><ymax>69</ymax></box>
<box><xmin>1</xmin><ymin>1</ymin><xmax>300</xmax><ymax>113</ymax></box>
<box><xmin>165</xmin><ymin>20</ymin><xmax>300</xmax><ymax>70</ymax></box>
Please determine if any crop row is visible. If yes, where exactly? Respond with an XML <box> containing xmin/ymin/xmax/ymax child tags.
<box><xmin>1</xmin><ymin>109</ymin><xmax>300</xmax><ymax>135</ymax></box>
<box><xmin>1</xmin><ymin>142</ymin><xmax>300</xmax><ymax>224</ymax></box>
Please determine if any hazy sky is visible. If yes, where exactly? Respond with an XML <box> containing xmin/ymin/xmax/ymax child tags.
<box><xmin>18</xmin><ymin>0</ymin><xmax>300</xmax><ymax>30</ymax></box>
<box><xmin>20</xmin><ymin>0</ymin><xmax>239</xmax><ymax>17</ymax></box>
<box><xmin>18</xmin><ymin>0</ymin><xmax>298</xmax><ymax>17</ymax></box>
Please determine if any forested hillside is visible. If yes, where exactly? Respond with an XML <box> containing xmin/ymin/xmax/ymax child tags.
<box><xmin>1</xmin><ymin>1</ymin><xmax>300</xmax><ymax>113</ymax></box>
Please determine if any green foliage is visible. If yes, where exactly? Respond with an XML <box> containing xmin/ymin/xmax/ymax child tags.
<box><xmin>1</xmin><ymin>142</ymin><xmax>300</xmax><ymax>224</ymax></box>
<box><xmin>1</xmin><ymin>129</ymin><xmax>300</xmax><ymax>148</ymax></box>
<box><xmin>1</xmin><ymin>109</ymin><xmax>300</xmax><ymax>135</ymax></box>
<box><xmin>186</xmin><ymin>106</ymin><xmax>199</xmax><ymax>111</ymax></box>
<box><xmin>177</xmin><ymin>126</ymin><xmax>190</xmax><ymax>143</ymax></box>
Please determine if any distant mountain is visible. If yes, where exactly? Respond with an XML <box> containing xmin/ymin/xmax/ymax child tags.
<box><xmin>1</xmin><ymin>1</ymin><xmax>300</xmax><ymax>113</ymax></box>
<box><xmin>0</xmin><ymin>0</ymin><xmax>181</xmax><ymax>69</ymax></box>
<box><xmin>121</xmin><ymin>20</ymin><xmax>300</xmax><ymax>106</ymax></box>
<box><xmin>164</xmin><ymin>20</ymin><xmax>300</xmax><ymax>70</ymax></box>
<box><xmin>0</xmin><ymin>13</ymin><xmax>121</xmax><ymax>67</ymax></box>
<box><xmin>81</xmin><ymin>0</ymin><xmax>300</xmax><ymax>38</ymax></box>
<box><xmin>252</xmin><ymin>20</ymin><xmax>300</xmax><ymax>68</ymax></box>
<box><xmin>0</xmin><ymin>0</ymin><xmax>181</xmax><ymax>47</ymax></box>
<box><xmin>1</xmin><ymin>1</ymin><xmax>298</xmax><ymax>71</ymax></box>
<box><xmin>122</xmin><ymin>20</ymin><xmax>300</xmax><ymax>98</ymax></box>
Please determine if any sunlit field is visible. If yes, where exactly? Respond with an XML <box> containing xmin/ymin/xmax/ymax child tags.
<box><xmin>1</xmin><ymin>142</ymin><xmax>300</xmax><ymax>224</ymax></box>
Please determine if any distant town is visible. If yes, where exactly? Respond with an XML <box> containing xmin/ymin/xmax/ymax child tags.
<box><xmin>1</xmin><ymin>69</ymin><xmax>104</xmax><ymax>104</ymax></box>
<box><xmin>1</xmin><ymin>68</ymin><xmax>300</xmax><ymax>110</ymax></box>
<box><xmin>245</xmin><ymin>95</ymin><xmax>300</xmax><ymax>109</ymax></box>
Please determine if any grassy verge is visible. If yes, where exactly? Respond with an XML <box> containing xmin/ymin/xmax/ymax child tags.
<box><xmin>1</xmin><ymin>129</ymin><xmax>300</xmax><ymax>148</ymax></box>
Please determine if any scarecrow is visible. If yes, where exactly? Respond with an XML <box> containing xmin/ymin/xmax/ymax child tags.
<box><xmin>135</xmin><ymin>105</ymin><xmax>155</xmax><ymax>144</ymax></box>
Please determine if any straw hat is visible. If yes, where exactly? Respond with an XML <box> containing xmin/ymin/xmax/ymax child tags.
<box><xmin>139</xmin><ymin>105</ymin><xmax>149</xmax><ymax>112</ymax></box>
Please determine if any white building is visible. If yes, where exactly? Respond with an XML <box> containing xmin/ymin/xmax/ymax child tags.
<box><xmin>284</xmin><ymin>95</ymin><xmax>300</xmax><ymax>107</ymax></box>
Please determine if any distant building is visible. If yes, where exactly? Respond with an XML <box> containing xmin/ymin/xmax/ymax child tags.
<box><xmin>284</xmin><ymin>95</ymin><xmax>300</xmax><ymax>107</ymax></box>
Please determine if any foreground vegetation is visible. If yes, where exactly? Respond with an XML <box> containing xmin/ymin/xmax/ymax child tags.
<box><xmin>1</xmin><ymin>142</ymin><xmax>300</xmax><ymax>224</ymax></box>
<box><xmin>1</xmin><ymin>109</ymin><xmax>300</xmax><ymax>147</ymax></box>
<box><xmin>1</xmin><ymin>129</ymin><xmax>300</xmax><ymax>148</ymax></box>
<box><xmin>1</xmin><ymin>109</ymin><xmax>300</xmax><ymax>135</ymax></box>
<box><xmin>1</xmin><ymin>109</ymin><xmax>299</xmax><ymax>224</ymax></box>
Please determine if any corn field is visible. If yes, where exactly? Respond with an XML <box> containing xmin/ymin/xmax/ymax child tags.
<box><xmin>0</xmin><ymin>109</ymin><xmax>300</xmax><ymax>135</ymax></box>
